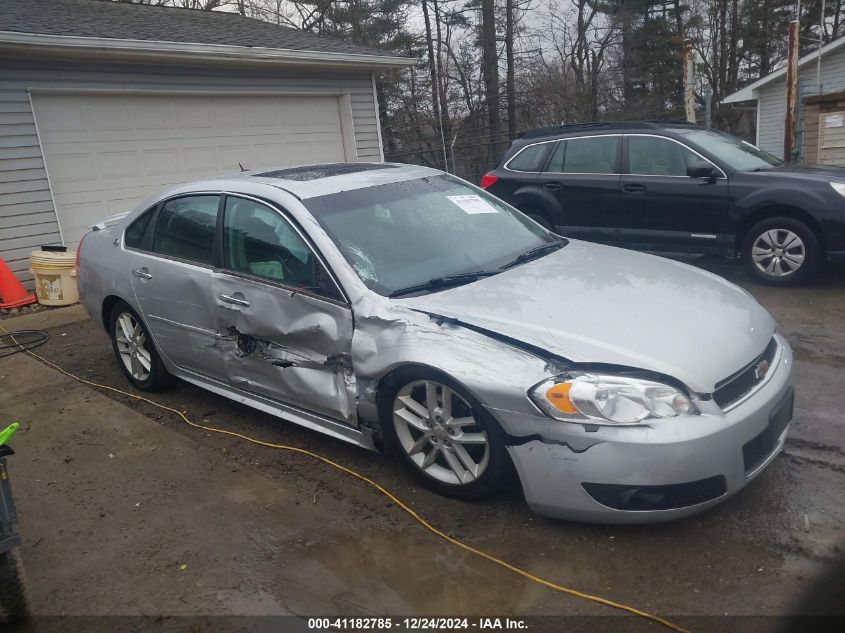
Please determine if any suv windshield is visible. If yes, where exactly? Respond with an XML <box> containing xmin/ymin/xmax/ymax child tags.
<box><xmin>676</xmin><ymin>129</ymin><xmax>782</xmax><ymax>172</ymax></box>
<box><xmin>304</xmin><ymin>175</ymin><xmax>558</xmax><ymax>297</ymax></box>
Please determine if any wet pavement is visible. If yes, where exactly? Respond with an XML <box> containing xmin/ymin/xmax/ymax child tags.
<box><xmin>0</xmin><ymin>256</ymin><xmax>843</xmax><ymax>631</ymax></box>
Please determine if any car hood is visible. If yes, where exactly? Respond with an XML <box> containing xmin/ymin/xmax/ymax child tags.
<box><xmin>752</xmin><ymin>164</ymin><xmax>845</xmax><ymax>181</ymax></box>
<box><xmin>397</xmin><ymin>241</ymin><xmax>775</xmax><ymax>393</ymax></box>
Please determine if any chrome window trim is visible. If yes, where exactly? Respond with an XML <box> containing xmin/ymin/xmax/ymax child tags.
<box><xmin>122</xmin><ymin>190</ymin><xmax>350</xmax><ymax>306</ymax></box>
<box><xmin>537</xmin><ymin>134</ymin><xmax>624</xmax><ymax>176</ymax></box>
<box><xmin>503</xmin><ymin>139</ymin><xmax>558</xmax><ymax>173</ymax></box>
<box><xmin>625</xmin><ymin>133</ymin><xmax>728</xmax><ymax>180</ymax></box>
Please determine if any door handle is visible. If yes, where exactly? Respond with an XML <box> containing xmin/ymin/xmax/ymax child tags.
<box><xmin>219</xmin><ymin>293</ymin><xmax>250</xmax><ymax>307</ymax></box>
<box><xmin>132</xmin><ymin>268</ymin><xmax>152</xmax><ymax>280</ymax></box>
<box><xmin>543</xmin><ymin>182</ymin><xmax>563</xmax><ymax>191</ymax></box>
<box><xmin>622</xmin><ymin>183</ymin><xmax>647</xmax><ymax>194</ymax></box>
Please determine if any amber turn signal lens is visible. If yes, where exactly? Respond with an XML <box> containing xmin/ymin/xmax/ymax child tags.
<box><xmin>546</xmin><ymin>382</ymin><xmax>579</xmax><ymax>414</ymax></box>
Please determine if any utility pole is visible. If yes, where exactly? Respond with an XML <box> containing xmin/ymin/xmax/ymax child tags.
<box><xmin>784</xmin><ymin>19</ymin><xmax>800</xmax><ymax>162</ymax></box>
<box><xmin>683</xmin><ymin>40</ymin><xmax>696</xmax><ymax>123</ymax></box>
<box><xmin>817</xmin><ymin>0</ymin><xmax>826</xmax><ymax>95</ymax></box>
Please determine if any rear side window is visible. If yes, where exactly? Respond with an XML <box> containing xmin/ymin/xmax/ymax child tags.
<box><xmin>546</xmin><ymin>136</ymin><xmax>619</xmax><ymax>174</ymax></box>
<box><xmin>152</xmin><ymin>195</ymin><xmax>220</xmax><ymax>266</ymax></box>
<box><xmin>125</xmin><ymin>208</ymin><xmax>155</xmax><ymax>249</ymax></box>
<box><xmin>507</xmin><ymin>143</ymin><xmax>550</xmax><ymax>172</ymax></box>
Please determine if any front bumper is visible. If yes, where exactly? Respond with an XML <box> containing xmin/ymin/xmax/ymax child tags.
<box><xmin>500</xmin><ymin>336</ymin><xmax>795</xmax><ymax>524</ymax></box>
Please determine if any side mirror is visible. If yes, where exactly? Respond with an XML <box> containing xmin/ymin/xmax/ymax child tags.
<box><xmin>687</xmin><ymin>161</ymin><xmax>717</xmax><ymax>183</ymax></box>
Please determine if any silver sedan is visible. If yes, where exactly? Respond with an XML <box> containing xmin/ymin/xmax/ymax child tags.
<box><xmin>77</xmin><ymin>163</ymin><xmax>794</xmax><ymax>523</ymax></box>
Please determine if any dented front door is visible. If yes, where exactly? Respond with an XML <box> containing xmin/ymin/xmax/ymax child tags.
<box><xmin>210</xmin><ymin>194</ymin><xmax>356</xmax><ymax>424</ymax></box>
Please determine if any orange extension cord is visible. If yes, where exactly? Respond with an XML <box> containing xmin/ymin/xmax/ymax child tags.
<box><xmin>0</xmin><ymin>322</ymin><xmax>688</xmax><ymax>633</ymax></box>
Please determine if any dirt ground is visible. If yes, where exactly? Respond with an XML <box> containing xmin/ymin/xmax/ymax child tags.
<box><xmin>1</xmin><ymin>257</ymin><xmax>843</xmax><ymax>632</ymax></box>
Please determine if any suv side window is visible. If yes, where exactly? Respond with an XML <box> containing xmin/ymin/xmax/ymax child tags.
<box><xmin>507</xmin><ymin>143</ymin><xmax>551</xmax><ymax>172</ymax></box>
<box><xmin>546</xmin><ymin>136</ymin><xmax>619</xmax><ymax>174</ymax></box>
<box><xmin>222</xmin><ymin>196</ymin><xmax>343</xmax><ymax>302</ymax></box>
<box><xmin>152</xmin><ymin>195</ymin><xmax>220</xmax><ymax>266</ymax></box>
<box><xmin>628</xmin><ymin>135</ymin><xmax>713</xmax><ymax>176</ymax></box>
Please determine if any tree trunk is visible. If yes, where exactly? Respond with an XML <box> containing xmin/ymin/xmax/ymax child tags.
<box><xmin>505</xmin><ymin>0</ymin><xmax>516</xmax><ymax>139</ymax></box>
<box><xmin>481</xmin><ymin>0</ymin><xmax>502</xmax><ymax>156</ymax></box>
<box><xmin>421</xmin><ymin>0</ymin><xmax>442</xmax><ymax>135</ymax></box>
<box><xmin>433</xmin><ymin>0</ymin><xmax>451</xmax><ymax>142</ymax></box>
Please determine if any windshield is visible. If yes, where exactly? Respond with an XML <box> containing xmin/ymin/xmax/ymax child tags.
<box><xmin>304</xmin><ymin>174</ymin><xmax>556</xmax><ymax>296</ymax></box>
<box><xmin>677</xmin><ymin>129</ymin><xmax>782</xmax><ymax>171</ymax></box>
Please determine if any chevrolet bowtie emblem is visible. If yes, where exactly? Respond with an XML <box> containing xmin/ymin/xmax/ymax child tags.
<box><xmin>754</xmin><ymin>359</ymin><xmax>770</xmax><ymax>381</ymax></box>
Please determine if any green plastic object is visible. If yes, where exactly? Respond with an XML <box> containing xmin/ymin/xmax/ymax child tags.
<box><xmin>0</xmin><ymin>423</ymin><xmax>19</xmax><ymax>447</ymax></box>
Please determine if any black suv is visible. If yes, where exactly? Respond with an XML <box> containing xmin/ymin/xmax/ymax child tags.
<box><xmin>481</xmin><ymin>121</ymin><xmax>845</xmax><ymax>285</ymax></box>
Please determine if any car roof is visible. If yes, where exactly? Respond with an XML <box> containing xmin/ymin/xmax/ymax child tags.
<box><xmin>215</xmin><ymin>162</ymin><xmax>442</xmax><ymax>199</ymax></box>
<box><xmin>515</xmin><ymin>120</ymin><xmax>703</xmax><ymax>144</ymax></box>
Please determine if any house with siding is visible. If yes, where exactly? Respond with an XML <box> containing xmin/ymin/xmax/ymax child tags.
<box><xmin>0</xmin><ymin>0</ymin><xmax>415</xmax><ymax>290</ymax></box>
<box><xmin>723</xmin><ymin>35</ymin><xmax>845</xmax><ymax>161</ymax></box>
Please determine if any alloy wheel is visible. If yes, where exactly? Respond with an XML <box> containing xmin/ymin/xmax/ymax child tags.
<box><xmin>114</xmin><ymin>312</ymin><xmax>152</xmax><ymax>381</ymax></box>
<box><xmin>392</xmin><ymin>380</ymin><xmax>490</xmax><ymax>485</ymax></box>
<box><xmin>751</xmin><ymin>229</ymin><xmax>806</xmax><ymax>278</ymax></box>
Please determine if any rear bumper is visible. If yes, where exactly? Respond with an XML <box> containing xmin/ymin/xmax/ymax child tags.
<box><xmin>501</xmin><ymin>337</ymin><xmax>794</xmax><ymax>524</ymax></box>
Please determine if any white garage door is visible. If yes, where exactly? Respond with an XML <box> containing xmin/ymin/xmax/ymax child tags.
<box><xmin>31</xmin><ymin>92</ymin><xmax>353</xmax><ymax>246</ymax></box>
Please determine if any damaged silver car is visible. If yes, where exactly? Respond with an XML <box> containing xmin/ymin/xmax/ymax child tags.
<box><xmin>77</xmin><ymin>163</ymin><xmax>794</xmax><ymax>523</ymax></box>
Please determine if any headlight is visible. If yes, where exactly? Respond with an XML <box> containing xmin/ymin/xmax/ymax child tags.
<box><xmin>830</xmin><ymin>182</ymin><xmax>845</xmax><ymax>197</ymax></box>
<box><xmin>530</xmin><ymin>373</ymin><xmax>697</xmax><ymax>425</ymax></box>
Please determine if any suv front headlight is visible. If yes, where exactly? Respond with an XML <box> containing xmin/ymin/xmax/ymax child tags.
<box><xmin>829</xmin><ymin>182</ymin><xmax>845</xmax><ymax>197</ymax></box>
<box><xmin>530</xmin><ymin>373</ymin><xmax>697</xmax><ymax>425</ymax></box>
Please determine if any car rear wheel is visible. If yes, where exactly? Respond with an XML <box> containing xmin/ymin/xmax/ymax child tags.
<box><xmin>109</xmin><ymin>301</ymin><xmax>172</xmax><ymax>391</ymax></box>
<box><xmin>380</xmin><ymin>369</ymin><xmax>511</xmax><ymax>499</ymax></box>
<box><xmin>741</xmin><ymin>217</ymin><xmax>821</xmax><ymax>286</ymax></box>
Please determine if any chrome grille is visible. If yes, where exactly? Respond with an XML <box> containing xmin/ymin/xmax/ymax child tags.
<box><xmin>713</xmin><ymin>337</ymin><xmax>779</xmax><ymax>410</ymax></box>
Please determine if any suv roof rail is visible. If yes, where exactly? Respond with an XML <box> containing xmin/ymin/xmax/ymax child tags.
<box><xmin>518</xmin><ymin>119</ymin><xmax>701</xmax><ymax>139</ymax></box>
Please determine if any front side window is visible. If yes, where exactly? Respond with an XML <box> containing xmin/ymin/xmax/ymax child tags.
<box><xmin>627</xmin><ymin>136</ymin><xmax>712</xmax><ymax>176</ymax></box>
<box><xmin>675</xmin><ymin>129</ymin><xmax>782</xmax><ymax>171</ymax></box>
<box><xmin>546</xmin><ymin>136</ymin><xmax>619</xmax><ymax>174</ymax></box>
<box><xmin>222</xmin><ymin>196</ymin><xmax>341</xmax><ymax>301</ymax></box>
<box><xmin>507</xmin><ymin>143</ymin><xmax>551</xmax><ymax>172</ymax></box>
<box><xmin>304</xmin><ymin>175</ymin><xmax>557</xmax><ymax>297</ymax></box>
<box><xmin>152</xmin><ymin>195</ymin><xmax>220</xmax><ymax>265</ymax></box>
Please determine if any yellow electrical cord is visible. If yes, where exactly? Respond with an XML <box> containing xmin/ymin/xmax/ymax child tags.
<box><xmin>0</xmin><ymin>322</ymin><xmax>688</xmax><ymax>633</ymax></box>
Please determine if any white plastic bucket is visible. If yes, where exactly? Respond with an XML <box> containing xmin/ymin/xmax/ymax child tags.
<box><xmin>29</xmin><ymin>250</ymin><xmax>78</xmax><ymax>306</ymax></box>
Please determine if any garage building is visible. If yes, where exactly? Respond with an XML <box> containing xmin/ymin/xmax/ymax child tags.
<box><xmin>0</xmin><ymin>0</ymin><xmax>414</xmax><ymax>289</ymax></box>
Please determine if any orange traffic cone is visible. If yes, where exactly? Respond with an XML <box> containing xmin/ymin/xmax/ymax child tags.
<box><xmin>0</xmin><ymin>257</ymin><xmax>36</xmax><ymax>309</ymax></box>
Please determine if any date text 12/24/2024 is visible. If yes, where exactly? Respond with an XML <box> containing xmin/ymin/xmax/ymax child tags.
<box><xmin>307</xmin><ymin>618</ymin><xmax>528</xmax><ymax>630</ymax></box>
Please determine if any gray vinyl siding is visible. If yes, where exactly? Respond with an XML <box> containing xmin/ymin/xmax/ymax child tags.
<box><xmin>0</xmin><ymin>57</ymin><xmax>383</xmax><ymax>291</ymax></box>
<box><xmin>756</xmin><ymin>45</ymin><xmax>845</xmax><ymax>160</ymax></box>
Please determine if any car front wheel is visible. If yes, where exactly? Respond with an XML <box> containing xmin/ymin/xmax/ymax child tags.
<box><xmin>380</xmin><ymin>369</ymin><xmax>512</xmax><ymax>499</ymax></box>
<box><xmin>108</xmin><ymin>301</ymin><xmax>172</xmax><ymax>391</ymax></box>
<box><xmin>741</xmin><ymin>217</ymin><xmax>822</xmax><ymax>286</ymax></box>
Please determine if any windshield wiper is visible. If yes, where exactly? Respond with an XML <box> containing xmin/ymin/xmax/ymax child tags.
<box><xmin>389</xmin><ymin>271</ymin><xmax>499</xmax><ymax>298</ymax></box>
<box><xmin>499</xmin><ymin>238</ymin><xmax>567</xmax><ymax>270</ymax></box>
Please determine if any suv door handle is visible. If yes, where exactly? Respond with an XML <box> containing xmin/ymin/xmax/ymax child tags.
<box><xmin>132</xmin><ymin>268</ymin><xmax>152</xmax><ymax>280</ymax></box>
<box><xmin>622</xmin><ymin>183</ymin><xmax>647</xmax><ymax>194</ymax></box>
<box><xmin>543</xmin><ymin>182</ymin><xmax>563</xmax><ymax>191</ymax></box>
<box><xmin>219</xmin><ymin>293</ymin><xmax>250</xmax><ymax>307</ymax></box>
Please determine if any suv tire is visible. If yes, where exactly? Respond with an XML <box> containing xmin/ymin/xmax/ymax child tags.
<box><xmin>741</xmin><ymin>217</ymin><xmax>822</xmax><ymax>286</ymax></box>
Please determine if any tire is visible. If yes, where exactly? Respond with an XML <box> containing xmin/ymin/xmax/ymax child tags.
<box><xmin>0</xmin><ymin>549</ymin><xmax>29</xmax><ymax>620</ymax></box>
<box><xmin>741</xmin><ymin>217</ymin><xmax>822</xmax><ymax>286</ymax></box>
<box><xmin>108</xmin><ymin>301</ymin><xmax>173</xmax><ymax>391</ymax></box>
<box><xmin>379</xmin><ymin>368</ymin><xmax>512</xmax><ymax>500</ymax></box>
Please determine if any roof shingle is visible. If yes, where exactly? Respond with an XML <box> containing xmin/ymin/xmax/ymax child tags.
<box><xmin>0</xmin><ymin>0</ymin><xmax>407</xmax><ymax>60</ymax></box>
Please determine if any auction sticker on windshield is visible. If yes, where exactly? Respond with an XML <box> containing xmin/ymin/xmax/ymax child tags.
<box><xmin>447</xmin><ymin>194</ymin><xmax>499</xmax><ymax>214</ymax></box>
